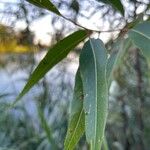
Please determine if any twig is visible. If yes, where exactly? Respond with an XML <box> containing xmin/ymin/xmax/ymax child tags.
<box><xmin>60</xmin><ymin>13</ymin><xmax>122</xmax><ymax>33</ymax></box>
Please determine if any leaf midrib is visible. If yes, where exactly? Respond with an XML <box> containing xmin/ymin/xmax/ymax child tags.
<box><xmin>131</xmin><ymin>29</ymin><xmax>150</xmax><ymax>40</ymax></box>
<box><xmin>89</xmin><ymin>39</ymin><xmax>98</xmax><ymax>146</ymax></box>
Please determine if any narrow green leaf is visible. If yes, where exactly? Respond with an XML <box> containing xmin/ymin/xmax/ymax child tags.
<box><xmin>97</xmin><ymin>0</ymin><xmax>124</xmax><ymax>15</ymax></box>
<box><xmin>38</xmin><ymin>107</ymin><xmax>52</xmax><ymax>143</ymax></box>
<box><xmin>80</xmin><ymin>39</ymin><xmax>108</xmax><ymax>150</ymax></box>
<box><xmin>128</xmin><ymin>21</ymin><xmax>150</xmax><ymax>65</ymax></box>
<box><xmin>14</xmin><ymin>30</ymin><xmax>89</xmax><ymax>104</ymax></box>
<box><xmin>64</xmin><ymin>68</ymin><xmax>85</xmax><ymax>150</ymax></box>
<box><xmin>26</xmin><ymin>0</ymin><xmax>61</xmax><ymax>16</ymax></box>
<box><xmin>106</xmin><ymin>51</ymin><xmax>117</xmax><ymax>80</ymax></box>
<box><xmin>106</xmin><ymin>38</ymin><xmax>132</xmax><ymax>85</ymax></box>
<box><xmin>38</xmin><ymin>107</ymin><xmax>57</xmax><ymax>149</ymax></box>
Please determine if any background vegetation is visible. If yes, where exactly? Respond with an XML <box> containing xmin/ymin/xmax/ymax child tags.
<box><xmin>0</xmin><ymin>0</ymin><xmax>150</xmax><ymax>149</ymax></box>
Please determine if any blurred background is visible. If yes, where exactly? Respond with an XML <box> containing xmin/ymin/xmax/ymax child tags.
<box><xmin>0</xmin><ymin>0</ymin><xmax>150</xmax><ymax>149</ymax></box>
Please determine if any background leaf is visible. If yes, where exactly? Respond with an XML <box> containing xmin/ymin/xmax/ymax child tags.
<box><xmin>80</xmin><ymin>39</ymin><xmax>108</xmax><ymax>150</ymax></box>
<box><xmin>128</xmin><ymin>21</ymin><xmax>150</xmax><ymax>65</ymax></box>
<box><xmin>38</xmin><ymin>107</ymin><xmax>57</xmax><ymax>149</ymax></box>
<box><xmin>26</xmin><ymin>0</ymin><xmax>61</xmax><ymax>16</ymax></box>
<box><xmin>97</xmin><ymin>0</ymin><xmax>124</xmax><ymax>15</ymax></box>
<box><xmin>107</xmin><ymin>38</ymin><xmax>132</xmax><ymax>85</ymax></box>
<box><xmin>14</xmin><ymin>30</ymin><xmax>89</xmax><ymax>104</ymax></box>
<box><xmin>64</xmin><ymin>68</ymin><xmax>85</xmax><ymax>150</ymax></box>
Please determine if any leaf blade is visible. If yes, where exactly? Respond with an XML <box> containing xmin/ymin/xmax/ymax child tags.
<box><xmin>128</xmin><ymin>21</ymin><xmax>150</xmax><ymax>65</ymax></box>
<box><xmin>15</xmin><ymin>30</ymin><xmax>89</xmax><ymax>103</ymax></box>
<box><xmin>97</xmin><ymin>0</ymin><xmax>124</xmax><ymax>15</ymax></box>
<box><xmin>38</xmin><ymin>107</ymin><xmax>57</xmax><ymax>149</ymax></box>
<box><xmin>106</xmin><ymin>38</ymin><xmax>132</xmax><ymax>86</ymax></box>
<box><xmin>80</xmin><ymin>39</ymin><xmax>108</xmax><ymax>149</ymax></box>
<box><xmin>26</xmin><ymin>0</ymin><xmax>61</xmax><ymax>16</ymax></box>
<box><xmin>64</xmin><ymin>68</ymin><xmax>85</xmax><ymax>150</ymax></box>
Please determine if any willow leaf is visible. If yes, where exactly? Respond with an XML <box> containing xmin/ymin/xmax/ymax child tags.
<box><xmin>97</xmin><ymin>0</ymin><xmax>124</xmax><ymax>15</ymax></box>
<box><xmin>38</xmin><ymin>107</ymin><xmax>57</xmax><ymax>149</ymax></box>
<box><xmin>106</xmin><ymin>38</ymin><xmax>132</xmax><ymax>85</ymax></box>
<box><xmin>80</xmin><ymin>39</ymin><xmax>108</xmax><ymax>150</ymax></box>
<box><xmin>26</xmin><ymin>0</ymin><xmax>61</xmax><ymax>16</ymax></box>
<box><xmin>128</xmin><ymin>21</ymin><xmax>150</xmax><ymax>65</ymax></box>
<box><xmin>14</xmin><ymin>30</ymin><xmax>89</xmax><ymax>104</ymax></box>
<box><xmin>64</xmin><ymin>68</ymin><xmax>84</xmax><ymax>150</ymax></box>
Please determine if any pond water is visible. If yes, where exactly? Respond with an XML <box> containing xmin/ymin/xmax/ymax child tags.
<box><xmin>0</xmin><ymin>52</ymin><xmax>78</xmax><ymax>118</ymax></box>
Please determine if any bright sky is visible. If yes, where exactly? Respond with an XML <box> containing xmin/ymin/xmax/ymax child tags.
<box><xmin>0</xmin><ymin>0</ymin><xmax>148</xmax><ymax>45</ymax></box>
<box><xmin>0</xmin><ymin>0</ymin><xmax>115</xmax><ymax>45</ymax></box>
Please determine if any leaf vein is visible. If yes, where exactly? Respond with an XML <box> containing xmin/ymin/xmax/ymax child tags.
<box><xmin>131</xmin><ymin>29</ymin><xmax>150</xmax><ymax>40</ymax></box>
<box><xmin>66</xmin><ymin>108</ymin><xmax>84</xmax><ymax>150</ymax></box>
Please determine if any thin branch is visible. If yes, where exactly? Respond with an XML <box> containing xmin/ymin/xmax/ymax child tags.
<box><xmin>60</xmin><ymin>14</ymin><xmax>122</xmax><ymax>33</ymax></box>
